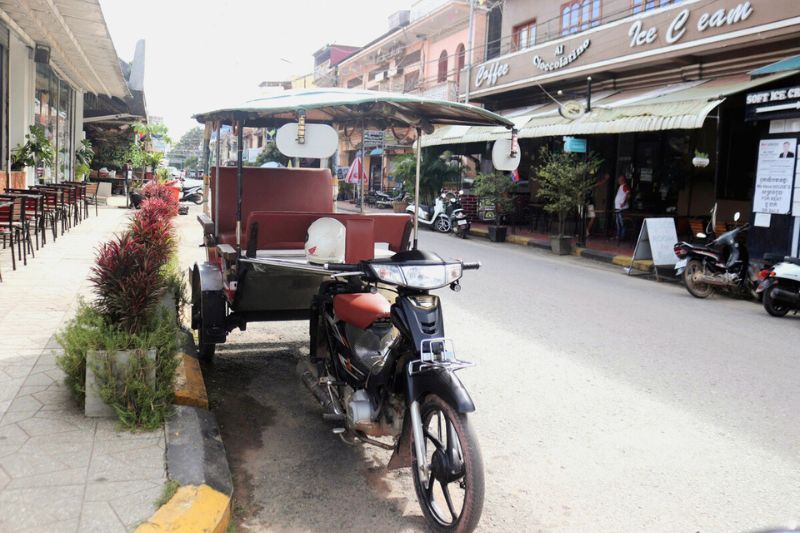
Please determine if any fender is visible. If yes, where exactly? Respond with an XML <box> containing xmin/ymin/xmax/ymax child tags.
<box><xmin>756</xmin><ymin>276</ymin><xmax>776</xmax><ymax>295</ymax></box>
<box><xmin>388</xmin><ymin>370</ymin><xmax>476</xmax><ymax>470</ymax></box>
<box><xmin>192</xmin><ymin>262</ymin><xmax>227</xmax><ymax>343</ymax></box>
<box><xmin>407</xmin><ymin>369</ymin><xmax>475</xmax><ymax>414</ymax></box>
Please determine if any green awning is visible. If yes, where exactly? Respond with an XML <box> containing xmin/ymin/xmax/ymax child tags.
<box><xmin>751</xmin><ymin>55</ymin><xmax>800</xmax><ymax>77</ymax></box>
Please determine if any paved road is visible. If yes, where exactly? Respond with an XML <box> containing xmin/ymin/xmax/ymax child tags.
<box><xmin>197</xmin><ymin>226</ymin><xmax>800</xmax><ymax>532</ymax></box>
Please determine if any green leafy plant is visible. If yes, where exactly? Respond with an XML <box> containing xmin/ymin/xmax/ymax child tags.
<box><xmin>393</xmin><ymin>149</ymin><xmax>461</xmax><ymax>205</ymax></box>
<box><xmin>156</xmin><ymin>480</ymin><xmax>181</xmax><ymax>507</ymax></box>
<box><xmin>694</xmin><ymin>149</ymin><xmax>709</xmax><ymax>159</ymax></box>
<box><xmin>10</xmin><ymin>125</ymin><xmax>54</xmax><ymax>171</ymax></box>
<box><xmin>254</xmin><ymin>142</ymin><xmax>289</xmax><ymax>167</ymax></box>
<box><xmin>473</xmin><ymin>172</ymin><xmax>514</xmax><ymax>226</ymax></box>
<box><xmin>534</xmin><ymin>146</ymin><xmax>603</xmax><ymax>237</ymax></box>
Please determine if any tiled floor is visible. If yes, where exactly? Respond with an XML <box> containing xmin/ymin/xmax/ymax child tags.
<box><xmin>0</xmin><ymin>201</ymin><xmax>166</xmax><ymax>532</ymax></box>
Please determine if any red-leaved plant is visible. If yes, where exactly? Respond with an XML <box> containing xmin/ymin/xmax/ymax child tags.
<box><xmin>140</xmin><ymin>197</ymin><xmax>178</xmax><ymax>221</ymax></box>
<box><xmin>141</xmin><ymin>181</ymin><xmax>180</xmax><ymax>214</ymax></box>
<box><xmin>130</xmin><ymin>209</ymin><xmax>174</xmax><ymax>268</ymax></box>
<box><xmin>90</xmin><ymin>232</ymin><xmax>162</xmax><ymax>334</ymax></box>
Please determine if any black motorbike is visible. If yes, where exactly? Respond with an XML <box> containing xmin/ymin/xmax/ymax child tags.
<box><xmin>673</xmin><ymin>212</ymin><xmax>757</xmax><ymax>298</ymax></box>
<box><xmin>305</xmin><ymin>250</ymin><xmax>484</xmax><ymax>532</ymax></box>
<box><xmin>444</xmin><ymin>191</ymin><xmax>470</xmax><ymax>238</ymax></box>
<box><xmin>375</xmin><ymin>185</ymin><xmax>406</xmax><ymax>209</ymax></box>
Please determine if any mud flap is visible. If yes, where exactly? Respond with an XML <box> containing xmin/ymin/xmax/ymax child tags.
<box><xmin>387</xmin><ymin>410</ymin><xmax>413</xmax><ymax>470</ymax></box>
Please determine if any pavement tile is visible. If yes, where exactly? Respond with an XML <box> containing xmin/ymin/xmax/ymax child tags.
<box><xmin>0</xmin><ymin>379</ymin><xmax>25</xmax><ymax>402</ymax></box>
<box><xmin>88</xmin><ymin>448</ymin><xmax>165</xmax><ymax>483</ymax></box>
<box><xmin>0</xmin><ymin>451</ymin><xmax>81</xmax><ymax>479</ymax></box>
<box><xmin>0</xmin><ymin>365</ymin><xmax>34</xmax><ymax>380</ymax></box>
<box><xmin>20</xmin><ymin>431</ymin><xmax>94</xmax><ymax>456</ymax></box>
<box><xmin>0</xmin><ymin>484</ymin><xmax>83</xmax><ymax>531</ymax></box>
<box><xmin>0</xmin><ymin>423</ymin><xmax>29</xmax><ymax>444</ymax></box>
<box><xmin>17</xmin><ymin>412</ymin><xmax>93</xmax><ymax>436</ymax></box>
<box><xmin>0</xmin><ymin>410</ymin><xmax>38</xmax><ymax>427</ymax></box>
<box><xmin>6</xmin><ymin>467</ymin><xmax>87</xmax><ymax>489</ymax></box>
<box><xmin>0</xmin><ymin>465</ymin><xmax>8</xmax><ymax>490</ymax></box>
<box><xmin>109</xmin><ymin>482</ymin><xmax>163</xmax><ymax>529</ymax></box>
<box><xmin>78</xmin><ymin>501</ymin><xmax>128</xmax><ymax>533</ymax></box>
<box><xmin>5</xmin><ymin>396</ymin><xmax>41</xmax><ymax>413</ymax></box>
<box><xmin>21</xmin><ymin>372</ymin><xmax>55</xmax><ymax>387</ymax></box>
<box><xmin>85</xmin><ymin>479</ymin><xmax>161</xmax><ymax>502</ymax></box>
<box><xmin>16</xmin><ymin>519</ymin><xmax>80</xmax><ymax>533</ymax></box>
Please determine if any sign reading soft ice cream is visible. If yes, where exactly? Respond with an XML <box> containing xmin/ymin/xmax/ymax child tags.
<box><xmin>753</xmin><ymin>138</ymin><xmax>797</xmax><ymax>214</ymax></box>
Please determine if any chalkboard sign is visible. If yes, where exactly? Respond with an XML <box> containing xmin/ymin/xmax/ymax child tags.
<box><xmin>628</xmin><ymin>218</ymin><xmax>679</xmax><ymax>278</ymax></box>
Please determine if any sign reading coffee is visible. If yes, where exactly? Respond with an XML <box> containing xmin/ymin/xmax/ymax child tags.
<box><xmin>468</xmin><ymin>0</ymin><xmax>795</xmax><ymax>96</ymax></box>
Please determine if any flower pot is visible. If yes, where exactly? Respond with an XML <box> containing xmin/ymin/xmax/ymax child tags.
<box><xmin>392</xmin><ymin>200</ymin><xmax>408</xmax><ymax>213</ymax></box>
<box><xmin>85</xmin><ymin>348</ymin><xmax>157</xmax><ymax>417</ymax></box>
<box><xmin>550</xmin><ymin>235</ymin><xmax>573</xmax><ymax>255</ymax></box>
<box><xmin>692</xmin><ymin>156</ymin><xmax>710</xmax><ymax>168</ymax></box>
<box><xmin>488</xmin><ymin>225</ymin><xmax>507</xmax><ymax>242</ymax></box>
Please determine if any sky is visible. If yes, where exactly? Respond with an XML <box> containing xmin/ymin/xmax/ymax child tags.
<box><xmin>99</xmin><ymin>0</ymin><xmax>412</xmax><ymax>140</ymax></box>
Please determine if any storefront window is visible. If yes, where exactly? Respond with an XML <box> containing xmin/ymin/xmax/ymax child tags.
<box><xmin>34</xmin><ymin>63</ymin><xmax>74</xmax><ymax>182</ymax></box>
<box><xmin>633</xmin><ymin>0</ymin><xmax>681</xmax><ymax>15</ymax></box>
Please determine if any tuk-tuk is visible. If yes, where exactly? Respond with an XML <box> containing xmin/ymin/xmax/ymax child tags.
<box><xmin>190</xmin><ymin>88</ymin><xmax>517</xmax><ymax>360</ymax></box>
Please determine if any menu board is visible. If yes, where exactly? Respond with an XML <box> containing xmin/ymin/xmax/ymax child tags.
<box><xmin>753</xmin><ymin>138</ymin><xmax>797</xmax><ymax>214</ymax></box>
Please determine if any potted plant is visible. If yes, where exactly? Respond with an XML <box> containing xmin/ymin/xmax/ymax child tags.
<box><xmin>473</xmin><ymin>172</ymin><xmax>513</xmax><ymax>242</ymax></box>
<box><xmin>56</xmin><ymin>188</ymin><xmax>181</xmax><ymax>427</ymax></box>
<box><xmin>692</xmin><ymin>150</ymin><xmax>710</xmax><ymax>168</ymax></box>
<box><xmin>535</xmin><ymin>146</ymin><xmax>602</xmax><ymax>255</ymax></box>
<box><xmin>75</xmin><ymin>139</ymin><xmax>94</xmax><ymax>181</ymax></box>
<box><xmin>393</xmin><ymin>149</ymin><xmax>461</xmax><ymax>207</ymax></box>
<box><xmin>7</xmin><ymin>125</ymin><xmax>54</xmax><ymax>188</ymax></box>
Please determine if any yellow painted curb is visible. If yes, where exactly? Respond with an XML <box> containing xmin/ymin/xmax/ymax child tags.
<box><xmin>611</xmin><ymin>255</ymin><xmax>653</xmax><ymax>271</ymax></box>
<box><xmin>470</xmin><ymin>228</ymin><xmax>489</xmax><ymax>237</ymax></box>
<box><xmin>136</xmin><ymin>484</ymin><xmax>230</xmax><ymax>533</ymax></box>
<box><xmin>174</xmin><ymin>353</ymin><xmax>209</xmax><ymax>409</ymax></box>
<box><xmin>506</xmin><ymin>234</ymin><xmax>529</xmax><ymax>246</ymax></box>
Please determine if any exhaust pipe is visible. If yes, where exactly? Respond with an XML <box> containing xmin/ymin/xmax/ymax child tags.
<box><xmin>770</xmin><ymin>287</ymin><xmax>800</xmax><ymax>306</ymax></box>
<box><xmin>300</xmin><ymin>364</ymin><xmax>345</xmax><ymax>421</ymax></box>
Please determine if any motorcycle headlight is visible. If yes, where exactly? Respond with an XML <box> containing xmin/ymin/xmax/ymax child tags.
<box><xmin>371</xmin><ymin>263</ymin><xmax>462</xmax><ymax>290</ymax></box>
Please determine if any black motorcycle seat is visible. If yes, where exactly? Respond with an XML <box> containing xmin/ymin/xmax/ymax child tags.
<box><xmin>784</xmin><ymin>256</ymin><xmax>800</xmax><ymax>266</ymax></box>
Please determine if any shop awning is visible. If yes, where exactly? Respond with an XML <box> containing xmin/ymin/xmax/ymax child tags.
<box><xmin>422</xmin><ymin>72</ymin><xmax>798</xmax><ymax>148</ymax></box>
<box><xmin>751</xmin><ymin>55</ymin><xmax>800</xmax><ymax>77</ymax></box>
<box><xmin>0</xmin><ymin>0</ymin><xmax>129</xmax><ymax>97</ymax></box>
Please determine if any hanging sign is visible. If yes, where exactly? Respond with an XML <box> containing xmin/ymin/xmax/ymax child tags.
<box><xmin>753</xmin><ymin>138</ymin><xmax>796</xmax><ymax>214</ymax></box>
<box><xmin>563</xmin><ymin>136</ymin><xmax>587</xmax><ymax>153</ymax></box>
<box><xmin>363</xmin><ymin>130</ymin><xmax>385</xmax><ymax>148</ymax></box>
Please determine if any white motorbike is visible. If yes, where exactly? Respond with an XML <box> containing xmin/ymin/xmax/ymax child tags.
<box><xmin>758</xmin><ymin>257</ymin><xmax>800</xmax><ymax>317</ymax></box>
<box><xmin>406</xmin><ymin>194</ymin><xmax>452</xmax><ymax>233</ymax></box>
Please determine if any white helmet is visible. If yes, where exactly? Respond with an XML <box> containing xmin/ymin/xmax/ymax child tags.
<box><xmin>305</xmin><ymin>217</ymin><xmax>346</xmax><ymax>264</ymax></box>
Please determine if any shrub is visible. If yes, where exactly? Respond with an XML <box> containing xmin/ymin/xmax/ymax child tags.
<box><xmin>140</xmin><ymin>196</ymin><xmax>178</xmax><ymax>221</ymax></box>
<box><xmin>130</xmin><ymin>208</ymin><xmax>175</xmax><ymax>267</ymax></box>
<box><xmin>90</xmin><ymin>232</ymin><xmax>162</xmax><ymax>334</ymax></box>
<box><xmin>57</xmin><ymin>303</ymin><xmax>180</xmax><ymax>429</ymax></box>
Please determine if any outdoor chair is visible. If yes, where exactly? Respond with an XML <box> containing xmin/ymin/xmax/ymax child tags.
<box><xmin>84</xmin><ymin>182</ymin><xmax>99</xmax><ymax>217</ymax></box>
<box><xmin>0</xmin><ymin>199</ymin><xmax>15</xmax><ymax>275</ymax></box>
<box><xmin>64</xmin><ymin>182</ymin><xmax>87</xmax><ymax>222</ymax></box>
<box><xmin>5</xmin><ymin>189</ymin><xmax>46</xmax><ymax>249</ymax></box>
<box><xmin>31</xmin><ymin>187</ymin><xmax>66</xmax><ymax>239</ymax></box>
<box><xmin>0</xmin><ymin>194</ymin><xmax>34</xmax><ymax>266</ymax></box>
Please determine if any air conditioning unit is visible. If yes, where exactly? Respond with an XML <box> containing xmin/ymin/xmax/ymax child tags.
<box><xmin>388</xmin><ymin>67</ymin><xmax>403</xmax><ymax>78</ymax></box>
<box><xmin>374</xmin><ymin>72</ymin><xmax>386</xmax><ymax>82</ymax></box>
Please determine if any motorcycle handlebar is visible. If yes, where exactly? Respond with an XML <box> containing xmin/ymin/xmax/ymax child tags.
<box><xmin>462</xmin><ymin>261</ymin><xmax>481</xmax><ymax>271</ymax></box>
<box><xmin>323</xmin><ymin>263</ymin><xmax>362</xmax><ymax>272</ymax></box>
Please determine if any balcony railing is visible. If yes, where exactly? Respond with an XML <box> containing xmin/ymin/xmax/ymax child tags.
<box><xmin>420</xmin><ymin>80</ymin><xmax>458</xmax><ymax>101</ymax></box>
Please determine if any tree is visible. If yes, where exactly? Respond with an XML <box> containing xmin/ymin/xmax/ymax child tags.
<box><xmin>183</xmin><ymin>155</ymin><xmax>199</xmax><ymax>170</ymax></box>
<box><xmin>534</xmin><ymin>146</ymin><xmax>602</xmax><ymax>237</ymax></box>
<box><xmin>473</xmin><ymin>172</ymin><xmax>514</xmax><ymax>225</ymax></box>
<box><xmin>254</xmin><ymin>142</ymin><xmax>289</xmax><ymax>167</ymax></box>
<box><xmin>172</xmin><ymin>127</ymin><xmax>203</xmax><ymax>153</ymax></box>
<box><xmin>392</xmin><ymin>149</ymin><xmax>461</xmax><ymax>204</ymax></box>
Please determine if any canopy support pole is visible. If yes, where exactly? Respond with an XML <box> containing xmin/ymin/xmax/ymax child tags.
<box><xmin>360</xmin><ymin>118</ymin><xmax>365</xmax><ymax>214</ymax></box>
<box><xmin>201</xmin><ymin>123</ymin><xmax>211</xmax><ymax>216</ymax></box>
<box><xmin>413</xmin><ymin>126</ymin><xmax>422</xmax><ymax>250</ymax></box>
<box><xmin>214</xmin><ymin>123</ymin><xmax>221</xmax><ymax>237</ymax></box>
<box><xmin>236</xmin><ymin>119</ymin><xmax>244</xmax><ymax>256</ymax></box>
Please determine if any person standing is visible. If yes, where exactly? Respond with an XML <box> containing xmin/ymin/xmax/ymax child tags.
<box><xmin>122</xmin><ymin>159</ymin><xmax>133</xmax><ymax>207</ymax></box>
<box><xmin>614</xmin><ymin>175</ymin><xmax>631</xmax><ymax>241</ymax></box>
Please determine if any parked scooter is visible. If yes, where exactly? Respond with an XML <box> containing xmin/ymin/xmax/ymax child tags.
<box><xmin>180</xmin><ymin>184</ymin><xmax>204</xmax><ymax>204</ymax></box>
<box><xmin>406</xmin><ymin>194</ymin><xmax>451</xmax><ymax>232</ymax></box>
<box><xmin>306</xmin><ymin>249</ymin><xmax>484</xmax><ymax>532</ymax></box>
<box><xmin>374</xmin><ymin>185</ymin><xmax>405</xmax><ymax>209</ymax></box>
<box><xmin>673</xmin><ymin>212</ymin><xmax>758</xmax><ymax>298</ymax></box>
<box><xmin>757</xmin><ymin>256</ymin><xmax>800</xmax><ymax>316</ymax></box>
<box><xmin>444</xmin><ymin>191</ymin><xmax>470</xmax><ymax>238</ymax></box>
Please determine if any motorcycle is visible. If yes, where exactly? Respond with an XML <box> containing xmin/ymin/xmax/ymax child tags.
<box><xmin>375</xmin><ymin>185</ymin><xmax>405</xmax><ymax>209</ymax></box>
<box><xmin>444</xmin><ymin>191</ymin><xmax>470</xmax><ymax>239</ymax></box>
<box><xmin>406</xmin><ymin>194</ymin><xmax>452</xmax><ymax>233</ymax></box>
<box><xmin>757</xmin><ymin>256</ymin><xmax>800</xmax><ymax>317</ymax></box>
<box><xmin>305</xmin><ymin>250</ymin><xmax>483</xmax><ymax>532</ymax></box>
<box><xmin>180</xmin><ymin>178</ymin><xmax>204</xmax><ymax>205</ymax></box>
<box><xmin>673</xmin><ymin>211</ymin><xmax>758</xmax><ymax>299</ymax></box>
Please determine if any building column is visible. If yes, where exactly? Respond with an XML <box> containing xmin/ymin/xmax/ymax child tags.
<box><xmin>8</xmin><ymin>32</ymin><xmax>33</xmax><ymax>184</ymax></box>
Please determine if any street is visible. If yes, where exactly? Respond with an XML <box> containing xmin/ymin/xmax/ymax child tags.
<box><xmin>197</xmin><ymin>226</ymin><xmax>800</xmax><ymax>532</ymax></box>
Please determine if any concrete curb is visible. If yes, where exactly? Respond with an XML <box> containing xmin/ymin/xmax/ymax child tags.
<box><xmin>469</xmin><ymin>227</ymin><xmax>653</xmax><ymax>273</ymax></box>
<box><xmin>135</xmin><ymin>334</ymin><xmax>232</xmax><ymax>533</ymax></box>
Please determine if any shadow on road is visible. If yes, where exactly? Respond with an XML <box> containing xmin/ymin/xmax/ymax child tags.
<box><xmin>202</xmin><ymin>333</ymin><xmax>426</xmax><ymax>531</ymax></box>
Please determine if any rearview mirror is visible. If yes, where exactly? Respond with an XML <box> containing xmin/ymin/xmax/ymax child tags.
<box><xmin>734</xmin><ymin>211</ymin><xmax>741</xmax><ymax>222</ymax></box>
<box><xmin>696</xmin><ymin>232</ymin><xmax>707</xmax><ymax>239</ymax></box>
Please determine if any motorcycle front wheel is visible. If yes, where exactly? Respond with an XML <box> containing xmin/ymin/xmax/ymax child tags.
<box><xmin>434</xmin><ymin>217</ymin><xmax>452</xmax><ymax>233</ymax></box>
<box><xmin>683</xmin><ymin>259</ymin><xmax>714</xmax><ymax>298</ymax></box>
<box><xmin>412</xmin><ymin>395</ymin><xmax>484</xmax><ymax>533</ymax></box>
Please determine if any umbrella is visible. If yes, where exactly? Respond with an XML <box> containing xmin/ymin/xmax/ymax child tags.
<box><xmin>344</xmin><ymin>157</ymin><xmax>365</xmax><ymax>184</ymax></box>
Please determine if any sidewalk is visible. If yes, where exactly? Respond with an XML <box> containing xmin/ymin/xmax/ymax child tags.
<box><xmin>0</xmin><ymin>203</ymin><xmax>166</xmax><ymax>532</ymax></box>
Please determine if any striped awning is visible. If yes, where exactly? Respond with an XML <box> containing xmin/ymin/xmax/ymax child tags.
<box><xmin>422</xmin><ymin>71</ymin><xmax>798</xmax><ymax>147</ymax></box>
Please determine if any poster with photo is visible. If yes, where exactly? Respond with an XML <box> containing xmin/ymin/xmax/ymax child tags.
<box><xmin>753</xmin><ymin>138</ymin><xmax>797</xmax><ymax>214</ymax></box>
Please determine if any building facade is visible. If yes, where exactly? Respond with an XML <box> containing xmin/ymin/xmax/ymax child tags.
<box><xmin>429</xmin><ymin>0</ymin><xmax>800</xmax><ymax>257</ymax></box>
<box><xmin>1</xmin><ymin>0</ymin><xmax>129</xmax><ymax>186</ymax></box>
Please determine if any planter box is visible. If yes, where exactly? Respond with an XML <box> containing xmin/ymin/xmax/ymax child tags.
<box><xmin>550</xmin><ymin>235</ymin><xmax>573</xmax><ymax>255</ymax></box>
<box><xmin>85</xmin><ymin>349</ymin><xmax>157</xmax><ymax>417</ymax></box>
<box><xmin>392</xmin><ymin>200</ymin><xmax>408</xmax><ymax>213</ymax></box>
<box><xmin>488</xmin><ymin>225</ymin><xmax>507</xmax><ymax>242</ymax></box>
<box><xmin>0</xmin><ymin>171</ymin><xmax>27</xmax><ymax>193</ymax></box>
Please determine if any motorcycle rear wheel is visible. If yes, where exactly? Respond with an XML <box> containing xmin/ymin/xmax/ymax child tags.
<box><xmin>763</xmin><ymin>285</ymin><xmax>790</xmax><ymax>317</ymax></box>
<box><xmin>683</xmin><ymin>259</ymin><xmax>714</xmax><ymax>298</ymax></box>
<box><xmin>191</xmin><ymin>194</ymin><xmax>204</xmax><ymax>205</ymax></box>
<box><xmin>412</xmin><ymin>395</ymin><xmax>484</xmax><ymax>533</ymax></box>
<box><xmin>434</xmin><ymin>217</ymin><xmax>452</xmax><ymax>233</ymax></box>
